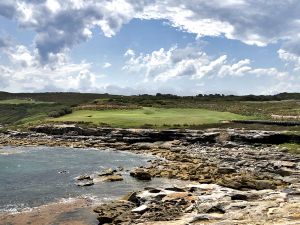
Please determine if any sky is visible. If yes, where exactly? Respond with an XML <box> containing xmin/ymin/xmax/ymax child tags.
<box><xmin>0</xmin><ymin>0</ymin><xmax>300</xmax><ymax>95</ymax></box>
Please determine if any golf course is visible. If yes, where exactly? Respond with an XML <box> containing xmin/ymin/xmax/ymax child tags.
<box><xmin>52</xmin><ymin>107</ymin><xmax>249</xmax><ymax>128</ymax></box>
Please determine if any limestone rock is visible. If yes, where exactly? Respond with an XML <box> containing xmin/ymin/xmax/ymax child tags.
<box><xmin>77</xmin><ymin>180</ymin><xmax>94</xmax><ymax>187</ymax></box>
<box><xmin>130</xmin><ymin>169</ymin><xmax>152</xmax><ymax>180</ymax></box>
<box><xmin>75</xmin><ymin>174</ymin><xmax>92</xmax><ymax>181</ymax></box>
<box><xmin>122</xmin><ymin>192</ymin><xmax>140</xmax><ymax>204</ymax></box>
<box><xmin>132</xmin><ymin>205</ymin><xmax>148</xmax><ymax>214</ymax></box>
<box><xmin>101</xmin><ymin>175</ymin><xmax>123</xmax><ymax>182</ymax></box>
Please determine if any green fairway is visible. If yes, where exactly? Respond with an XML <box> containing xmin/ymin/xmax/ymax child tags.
<box><xmin>52</xmin><ymin>108</ymin><xmax>249</xmax><ymax>128</ymax></box>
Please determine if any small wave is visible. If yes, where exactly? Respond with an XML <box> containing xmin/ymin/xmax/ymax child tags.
<box><xmin>81</xmin><ymin>194</ymin><xmax>115</xmax><ymax>205</ymax></box>
<box><xmin>0</xmin><ymin>203</ymin><xmax>31</xmax><ymax>214</ymax></box>
<box><xmin>0</xmin><ymin>149</ymin><xmax>25</xmax><ymax>155</ymax></box>
<box><xmin>0</xmin><ymin>194</ymin><xmax>118</xmax><ymax>215</ymax></box>
<box><xmin>0</xmin><ymin>197</ymin><xmax>87</xmax><ymax>215</ymax></box>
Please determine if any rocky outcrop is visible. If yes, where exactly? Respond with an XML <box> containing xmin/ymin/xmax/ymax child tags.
<box><xmin>228</xmin><ymin>129</ymin><xmax>300</xmax><ymax>144</ymax></box>
<box><xmin>0</xmin><ymin>126</ymin><xmax>300</xmax><ymax>224</ymax></box>
<box><xmin>130</xmin><ymin>169</ymin><xmax>152</xmax><ymax>180</ymax></box>
<box><xmin>100</xmin><ymin>175</ymin><xmax>123</xmax><ymax>182</ymax></box>
<box><xmin>94</xmin><ymin>201</ymin><xmax>136</xmax><ymax>224</ymax></box>
<box><xmin>28</xmin><ymin>124</ymin><xmax>300</xmax><ymax>145</ymax></box>
<box><xmin>94</xmin><ymin>187</ymin><xmax>196</xmax><ymax>224</ymax></box>
<box><xmin>29</xmin><ymin>125</ymin><xmax>219</xmax><ymax>144</ymax></box>
<box><xmin>75</xmin><ymin>168</ymin><xmax>124</xmax><ymax>186</ymax></box>
<box><xmin>232</xmin><ymin>119</ymin><xmax>300</xmax><ymax>126</ymax></box>
<box><xmin>93</xmin><ymin>183</ymin><xmax>300</xmax><ymax>224</ymax></box>
<box><xmin>76</xmin><ymin>180</ymin><xmax>94</xmax><ymax>187</ymax></box>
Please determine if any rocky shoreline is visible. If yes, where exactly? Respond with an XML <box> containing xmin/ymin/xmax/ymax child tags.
<box><xmin>1</xmin><ymin>125</ymin><xmax>300</xmax><ymax>224</ymax></box>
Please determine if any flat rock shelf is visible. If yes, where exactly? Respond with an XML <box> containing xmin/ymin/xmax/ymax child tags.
<box><xmin>0</xmin><ymin>126</ymin><xmax>300</xmax><ymax>224</ymax></box>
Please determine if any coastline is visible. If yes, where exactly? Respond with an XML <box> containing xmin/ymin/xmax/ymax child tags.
<box><xmin>0</xmin><ymin>125</ymin><xmax>300</xmax><ymax>224</ymax></box>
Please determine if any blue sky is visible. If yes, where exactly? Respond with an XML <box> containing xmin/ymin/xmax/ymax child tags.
<box><xmin>0</xmin><ymin>0</ymin><xmax>300</xmax><ymax>95</ymax></box>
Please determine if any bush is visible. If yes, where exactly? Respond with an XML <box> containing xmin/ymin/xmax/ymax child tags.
<box><xmin>140</xmin><ymin>123</ymin><xmax>154</xmax><ymax>128</ymax></box>
<box><xmin>48</xmin><ymin>107</ymin><xmax>72</xmax><ymax>118</ymax></box>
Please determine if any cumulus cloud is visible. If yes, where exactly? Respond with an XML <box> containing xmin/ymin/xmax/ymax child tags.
<box><xmin>0</xmin><ymin>0</ymin><xmax>147</xmax><ymax>63</ymax></box>
<box><xmin>1</xmin><ymin>0</ymin><xmax>300</xmax><ymax>64</ymax></box>
<box><xmin>138</xmin><ymin>0</ymin><xmax>300</xmax><ymax>49</ymax></box>
<box><xmin>1</xmin><ymin>0</ymin><xmax>300</xmax><ymax>94</ymax></box>
<box><xmin>0</xmin><ymin>44</ymin><xmax>100</xmax><ymax>92</ymax></box>
<box><xmin>123</xmin><ymin>46</ymin><xmax>287</xmax><ymax>82</ymax></box>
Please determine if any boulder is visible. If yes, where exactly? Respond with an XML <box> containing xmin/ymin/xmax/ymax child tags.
<box><xmin>145</xmin><ymin>187</ymin><xmax>161</xmax><ymax>193</ymax></box>
<box><xmin>94</xmin><ymin>201</ymin><xmax>135</xmax><ymax>224</ymax></box>
<box><xmin>75</xmin><ymin>174</ymin><xmax>92</xmax><ymax>181</ymax></box>
<box><xmin>274</xmin><ymin>167</ymin><xmax>293</xmax><ymax>176</ymax></box>
<box><xmin>101</xmin><ymin>175</ymin><xmax>123</xmax><ymax>182</ymax></box>
<box><xmin>98</xmin><ymin>168</ymin><xmax>114</xmax><ymax>176</ymax></box>
<box><xmin>217</xmin><ymin>167</ymin><xmax>236</xmax><ymax>174</ymax></box>
<box><xmin>189</xmin><ymin>214</ymin><xmax>223</xmax><ymax>223</ymax></box>
<box><xmin>122</xmin><ymin>192</ymin><xmax>140</xmax><ymax>204</ymax></box>
<box><xmin>132</xmin><ymin>205</ymin><xmax>148</xmax><ymax>214</ymax></box>
<box><xmin>231</xmin><ymin>194</ymin><xmax>248</xmax><ymax>201</ymax></box>
<box><xmin>97</xmin><ymin>216</ymin><xmax>113</xmax><ymax>224</ymax></box>
<box><xmin>77</xmin><ymin>180</ymin><xmax>94</xmax><ymax>187</ymax></box>
<box><xmin>130</xmin><ymin>169</ymin><xmax>152</xmax><ymax>180</ymax></box>
<box><xmin>251</xmin><ymin>180</ymin><xmax>278</xmax><ymax>190</ymax></box>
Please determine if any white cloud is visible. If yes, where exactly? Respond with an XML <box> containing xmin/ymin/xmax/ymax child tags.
<box><xmin>1</xmin><ymin>0</ymin><xmax>300</xmax><ymax>65</ymax></box>
<box><xmin>46</xmin><ymin>0</ymin><xmax>61</xmax><ymax>13</ymax></box>
<box><xmin>123</xmin><ymin>46</ymin><xmax>287</xmax><ymax>82</ymax></box>
<box><xmin>248</xmin><ymin>68</ymin><xmax>287</xmax><ymax>78</ymax></box>
<box><xmin>0</xmin><ymin>44</ymin><xmax>100</xmax><ymax>92</ymax></box>
<box><xmin>278</xmin><ymin>49</ymin><xmax>300</xmax><ymax>71</ymax></box>
<box><xmin>7</xmin><ymin>45</ymin><xmax>37</xmax><ymax>67</ymax></box>
<box><xmin>137</xmin><ymin>0</ymin><xmax>300</xmax><ymax>49</ymax></box>
<box><xmin>103</xmin><ymin>62</ymin><xmax>112</xmax><ymax>68</ymax></box>
<box><xmin>0</xmin><ymin>0</ymin><xmax>145</xmax><ymax>64</ymax></box>
<box><xmin>139</xmin><ymin>4</ymin><xmax>234</xmax><ymax>39</ymax></box>
<box><xmin>1</xmin><ymin>0</ymin><xmax>300</xmax><ymax>95</ymax></box>
<box><xmin>124</xmin><ymin>49</ymin><xmax>135</xmax><ymax>57</ymax></box>
<box><xmin>259</xmin><ymin>77</ymin><xmax>300</xmax><ymax>95</ymax></box>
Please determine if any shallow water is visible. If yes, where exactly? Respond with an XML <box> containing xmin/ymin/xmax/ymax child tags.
<box><xmin>0</xmin><ymin>146</ymin><xmax>158</xmax><ymax>213</ymax></box>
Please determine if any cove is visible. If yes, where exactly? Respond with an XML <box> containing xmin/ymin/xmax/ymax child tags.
<box><xmin>0</xmin><ymin>146</ymin><xmax>155</xmax><ymax>213</ymax></box>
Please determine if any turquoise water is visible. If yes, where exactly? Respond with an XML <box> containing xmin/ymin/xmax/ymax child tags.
<box><xmin>0</xmin><ymin>146</ymin><xmax>156</xmax><ymax>213</ymax></box>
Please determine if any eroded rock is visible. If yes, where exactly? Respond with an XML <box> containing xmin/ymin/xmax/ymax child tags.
<box><xmin>130</xmin><ymin>169</ymin><xmax>152</xmax><ymax>180</ymax></box>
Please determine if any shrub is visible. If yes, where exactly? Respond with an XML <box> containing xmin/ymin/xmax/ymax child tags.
<box><xmin>48</xmin><ymin>107</ymin><xmax>72</xmax><ymax>118</ymax></box>
<box><xmin>140</xmin><ymin>123</ymin><xmax>154</xmax><ymax>128</ymax></box>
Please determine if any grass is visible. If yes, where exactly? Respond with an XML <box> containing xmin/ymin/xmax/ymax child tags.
<box><xmin>0</xmin><ymin>92</ymin><xmax>115</xmax><ymax>105</ymax></box>
<box><xmin>0</xmin><ymin>99</ymin><xmax>51</xmax><ymax>104</ymax></box>
<box><xmin>279</xmin><ymin>143</ymin><xmax>300</xmax><ymax>154</ymax></box>
<box><xmin>52</xmin><ymin>107</ymin><xmax>250</xmax><ymax>128</ymax></box>
<box><xmin>0</xmin><ymin>103</ymin><xmax>70</xmax><ymax>126</ymax></box>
